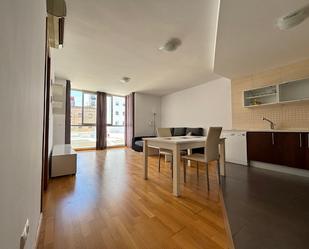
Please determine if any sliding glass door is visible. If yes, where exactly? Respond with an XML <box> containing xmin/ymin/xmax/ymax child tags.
<box><xmin>70</xmin><ymin>91</ymin><xmax>125</xmax><ymax>148</ymax></box>
<box><xmin>106</xmin><ymin>95</ymin><xmax>125</xmax><ymax>146</ymax></box>
<box><xmin>71</xmin><ymin>90</ymin><xmax>97</xmax><ymax>149</ymax></box>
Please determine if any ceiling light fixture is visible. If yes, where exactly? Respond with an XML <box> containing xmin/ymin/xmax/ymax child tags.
<box><xmin>277</xmin><ymin>4</ymin><xmax>309</xmax><ymax>30</ymax></box>
<box><xmin>159</xmin><ymin>38</ymin><xmax>182</xmax><ymax>52</ymax></box>
<box><xmin>120</xmin><ymin>77</ymin><xmax>131</xmax><ymax>84</ymax></box>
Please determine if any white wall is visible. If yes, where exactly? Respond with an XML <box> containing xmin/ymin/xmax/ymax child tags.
<box><xmin>134</xmin><ymin>93</ymin><xmax>161</xmax><ymax>136</ymax></box>
<box><xmin>0</xmin><ymin>1</ymin><xmax>46</xmax><ymax>249</ymax></box>
<box><xmin>49</xmin><ymin>53</ymin><xmax>55</xmax><ymax>154</ymax></box>
<box><xmin>161</xmin><ymin>78</ymin><xmax>232</xmax><ymax>131</ymax></box>
<box><xmin>53</xmin><ymin>114</ymin><xmax>66</xmax><ymax>145</ymax></box>
<box><xmin>52</xmin><ymin>78</ymin><xmax>67</xmax><ymax>145</ymax></box>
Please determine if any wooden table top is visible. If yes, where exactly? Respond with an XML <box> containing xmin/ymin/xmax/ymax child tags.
<box><xmin>143</xmin><ymin>136</ymin><xmax>225</xmax><ymax>144</ymax></box>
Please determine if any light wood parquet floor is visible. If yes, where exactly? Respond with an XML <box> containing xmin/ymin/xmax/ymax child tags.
<box><xmin>37</xmin><ymin>148</ymin><xmax>231</xmax><ymax>249</ymax></box>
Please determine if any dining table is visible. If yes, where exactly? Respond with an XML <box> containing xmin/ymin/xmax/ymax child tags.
<box><xmin>143</xmin><ymin>136</ymin><xmax>226</xmax><ymax>197</ymax></box>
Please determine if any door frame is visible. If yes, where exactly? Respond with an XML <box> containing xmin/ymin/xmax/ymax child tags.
<box><xmin>41</xmin><ymin>18</ymin><xmax>51</xmax><ymax>211</ymax></box>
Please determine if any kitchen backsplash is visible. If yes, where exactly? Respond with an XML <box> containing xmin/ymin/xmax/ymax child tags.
<box><xmin>232</xmin><ymin>59</ymin><xmax>309</xmax><ymax>130</ymax></box>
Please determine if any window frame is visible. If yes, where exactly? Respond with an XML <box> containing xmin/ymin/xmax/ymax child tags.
<box><xmin>71</xmin><ymin>89</ymin><xmax>97</xmax><ymax>127</ymax></box>
<box><xmin>106</xmin><ymin>94</ymin><xmax>125</xmax><ymax>127</ymax></box>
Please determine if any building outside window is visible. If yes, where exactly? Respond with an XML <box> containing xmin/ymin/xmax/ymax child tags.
<box><xmin>71</xmin><ymin>91</ymin><xmax>125</xmax><ymax>148</ymax></box>
<box><xmin>106</xmin><ymin>95</ymin><xmax>125</xmax><ymax>146</ymax></box>
<box><xmin>71</xmin><ymin>90</ymin><xmax>97</xmax><ymax>149</ymax></box>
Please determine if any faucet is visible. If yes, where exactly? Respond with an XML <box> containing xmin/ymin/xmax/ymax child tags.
<box><xmin>263</xmin><ymin>117</ymin><xmax>275</xmax><ymax>130</ymax></box>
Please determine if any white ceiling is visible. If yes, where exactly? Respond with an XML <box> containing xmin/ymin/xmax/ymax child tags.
<box><xmin>214</xmin><ymin>0</ymin><xmax>309</xmax><ymax>78</ymax></box>
<box><xmin>54</xmin><ymin>0</ymin><xmax>220</xmax><ymax>96</ymax></box>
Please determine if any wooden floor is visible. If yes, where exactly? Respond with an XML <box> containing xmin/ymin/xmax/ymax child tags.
<box><xmin>37</xmin><ymin>148</ymin><xmax>230</xmax><ymax>249</ymax></box>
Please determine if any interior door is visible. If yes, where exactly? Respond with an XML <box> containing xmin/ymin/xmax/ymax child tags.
<box><xmin>42</xmin><ymin>55</ymin><xmax>51</xmax><ymax>190</ymax></box>
<box><xmin>41</xmin><ymin>18</ymin><xmax>51</xmax><ymax>211</ymax></box>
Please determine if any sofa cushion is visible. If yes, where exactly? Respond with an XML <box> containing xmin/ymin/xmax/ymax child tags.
<box><xmin>171</xmin><ymin>127</ymin><xmax>186</xmax><ymax>136</ymax></box>
<box><xmin>192</xmin><ymin>147</ymin><xmax>204</xmax><ymax>154</ymax></box>
<box><xmin>186</xmin><ymin>127</ymin><xmax>204</xmax><ymax>136</ymax></box>
<box><xmin>135</xmin><ymin>140</ymin><xmax>144</xmax><ymax>147</ymax></box>
<box><xmin>131</xmin><ymin>135</ymin><xmax>155</xmax><ymax>152</ymax></box>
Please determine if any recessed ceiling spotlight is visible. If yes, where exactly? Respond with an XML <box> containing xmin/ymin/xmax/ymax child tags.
<box><xmin>276</xmin><ymin>4</ymin><xmax>309</xmax><ymax>30</ymax></box>
<box><xmin>159</xmin><ymin>38</ymin><xmax>182</xmax><ymax>52</ymax></box>
<box><xmin>120</xmin><ymin>77</ymin><xmax>131</xmax><ymax>84</ymax></box>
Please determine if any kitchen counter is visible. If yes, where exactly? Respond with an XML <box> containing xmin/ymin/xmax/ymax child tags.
<box><xmin>224</xmin><ymin>129</ymin><xmax>309</xmax><ymax>133</ymax></box>
<box><xmin>224</xmin><ymin>129</ymin><xmax>309</xmax><ymax>174</ymax></box>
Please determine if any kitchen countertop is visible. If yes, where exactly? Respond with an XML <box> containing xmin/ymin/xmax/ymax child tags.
<box><xmin>223</xmin><ymin>129</ymin><xmax>309</xmax><ymax>133</ymax></box>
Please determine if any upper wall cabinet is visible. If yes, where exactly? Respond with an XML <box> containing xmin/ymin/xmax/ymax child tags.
<box><xmin>244</xmin><ymin>85</ymin><xmax>278</xmax><ymax>107</ymax></box>
<box><xmin>243</xmin><ymin>77</ymin><xmax>309</xmax><ymax>107</ymax></box>
<box><xmin>279</xmin><ymin>78</ymin><xmax>309</xmax><ymax>103</ymax></box>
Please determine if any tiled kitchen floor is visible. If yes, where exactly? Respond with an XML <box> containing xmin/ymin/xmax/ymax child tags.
<box><xmin>222</xmin><ymin>163</ymin><xmax>309</xmax><ymax>249</ymax></box>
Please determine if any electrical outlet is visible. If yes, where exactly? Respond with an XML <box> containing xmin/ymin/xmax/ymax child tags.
<box><xmin>20</xmin><ymin>219</ymin><xmax>29</xmax><ymax>249</ymax></box>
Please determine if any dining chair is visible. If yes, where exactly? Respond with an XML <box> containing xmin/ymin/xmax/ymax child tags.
<box><xmin>156</xmin><ymin>128</ymin><xmax>174</xmax><ymax>176</ymax></box>
<box><xmin>182</xmin><ymin>127</ymin><xmax>222</xmax><ymax>191</ymax></box>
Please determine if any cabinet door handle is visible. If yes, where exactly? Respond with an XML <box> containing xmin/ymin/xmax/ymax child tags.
<box><xmin>272</xmin><ymin>133</ymin><xmax>275</xmax><ymax>145</ymax></box>
<box><xmin>299</xmin><ymin>133</ymin><xmax>302</xmax><ymax>148</ymax></box>
<box><xmin>308</xmin><ymin>133</ymin><xmax>309</xmax><ymax>148</ymax></box>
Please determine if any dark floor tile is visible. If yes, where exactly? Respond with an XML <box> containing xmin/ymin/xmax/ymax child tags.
<box><xmin>223</xmin><ymin>163</ymin><xmax>309</xmax><ymax>249</ymax></box>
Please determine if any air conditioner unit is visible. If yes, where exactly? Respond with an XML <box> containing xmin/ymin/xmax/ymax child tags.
<box><xmin>47</xmin><ymin>14</ymin><xmax>65</xmax><ymax>49</ymax></box>
<box><xmin>47</xmin><ymin>0</ymin><xmax>66</xmax><ymax>49</ymax></box>
<box><xmin>47</xmin><ymin>0</ymin><xmax>66</xmax><ymax>17</ymax></box>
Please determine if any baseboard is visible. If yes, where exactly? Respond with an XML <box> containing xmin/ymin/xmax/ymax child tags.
<box><xmin>34</xmin><ymin>213</ymin><xmax>43</xmax><ymax>249</ymax></box>
<box><xmin>226</xmin><ymin>160</ymin><xmax>248</xmax><ymax>166</ymax></box>
<box><xmin>251</xmin><ymin>161</ymin><xmax>309</xmax><ymax>178</ymax></box>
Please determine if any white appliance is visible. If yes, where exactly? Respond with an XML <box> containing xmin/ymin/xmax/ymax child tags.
<box><xmin>222</xmin><ymin>130</ymin><xmax>247</xmax><ymax>166</ymax></box>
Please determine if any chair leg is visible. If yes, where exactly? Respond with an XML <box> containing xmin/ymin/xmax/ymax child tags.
<box><xmin>217</xmin><ymin>159</ymin><xmax>221</xmax><ymax>185</ymax></box>
<box><xmin>158</xmin><ymin>153</ymin><xmax>161</xmax><ymax>172</ymax></box>
<box><xmin>171</xmin><ymin>156</ymin><xmax>173</xmax><ymax>178</ymax></box>
<box><xmin>206</xmin><ymin>162</ymin><xmax>210</xmax><ymax>191</ymax></box>
<box><xmin>183</xmin><ymin>159</ymin><xmax>187</xmax><ymax>183</ymax></box>
<box><xmin>197</xmin><ymin>162</ymin><xmax>199</xmax><ymax>179</ymax></box>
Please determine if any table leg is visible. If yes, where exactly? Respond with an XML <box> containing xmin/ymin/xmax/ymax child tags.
<box><xmin>172</xmin><ymin>145</ymin><xmax>181</xmax><ymax>197</ymax></box>
<box><xmin>219</xmin><ymin>141</ymin><xmax>226</xmax><ymax>176</ymax></box>
<box><xmin>144</xmin><ymin>140</ymin><xmax>148</xmax><ymax>180</ymax></box>
<box><xmin>187</xmin><ymin>149</ymin><xmax>192</xmax><ymax>166</ymax></box>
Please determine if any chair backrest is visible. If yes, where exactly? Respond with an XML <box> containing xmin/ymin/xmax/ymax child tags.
<box><xmin>156</xmin><ymin>128</ymin><xmax>172</xmax><ymax>137</ymax></box>
<box><xmin>205</xmin><ymin>127</ymin><xmax>222</xmax><ymax>162</ymax></box>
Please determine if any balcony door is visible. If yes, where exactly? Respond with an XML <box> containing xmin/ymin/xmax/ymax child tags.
<box><xmin>106</xmin><ymin>95</ymin><xmax>125</xmax><ymax>147</ymax></box>
<box><xmin>71</xmin><ymin>90</ymin><xmax>97</xmax><ymax>149</ymax></box>
<box><xmin>71</xmin><ymin>91</ymin><xmax>125</xmax><ymax>149</ymax></box>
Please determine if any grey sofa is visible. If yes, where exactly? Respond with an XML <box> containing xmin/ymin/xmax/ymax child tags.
<box><xmin>131</xmin><ymin>127</ymin><xmax>204</xmax><ymax>152</ymax></box>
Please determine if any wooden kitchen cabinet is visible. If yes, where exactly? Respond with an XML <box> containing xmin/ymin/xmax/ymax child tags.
<box><xmin>247</xmin><ymin>132</ymin><xmax>309</xmax><ymax>170</ymax></box>
<box><xmin>302</xmin><ymin>133</ymin><xmax>309</xmax><ymax>169</ymax></box>
<box><xmin>247</xmin><ymin>132</ymin><xmax>275</xmax><ymax>164</ymax></box>
<box><xmin>274</xmin><ymin>132</ymin><xmax>304</xmax><ymax>168</ymax></box>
